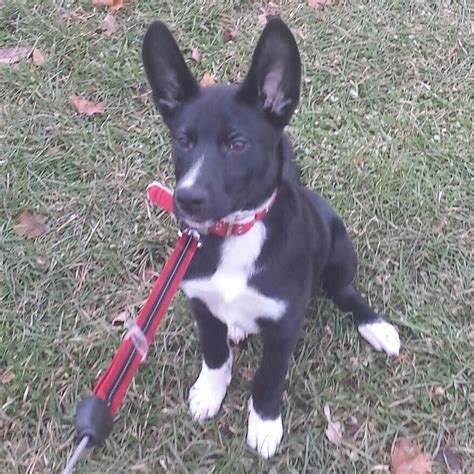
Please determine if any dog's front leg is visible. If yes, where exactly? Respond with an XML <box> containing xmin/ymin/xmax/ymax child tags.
<box><xmin>188</xmin><ymin>298</ymin><xmax>232</xmax><ymax>421</ymax></box>
<box><xmin>247</xmin><ymin>321</ymin><xmax>301</xmax><ymax>459</ymax></box>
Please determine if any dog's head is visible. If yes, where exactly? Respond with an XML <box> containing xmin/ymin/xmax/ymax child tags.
<box><xmin>143</xmin><ymin>18</ymin><xmax>300</xmax><ymax>231</ymax></box>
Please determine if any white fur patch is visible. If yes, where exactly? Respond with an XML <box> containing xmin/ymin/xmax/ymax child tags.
<box><xmin>228</xmin><ymin>325</ymin><xmax>249</xmax><ymax>344</ymax></box>
<box><xmin>177</xmin><ymin>154</ymin><xmax>204</xmax><ymax>190</ymax></box>
<box><xmin>188</xmin><ymin>354</ymin><xmax>232</xmax><ymax>421</ymax></box>
<box><xmin>358</xmin><ymin>320</ymin><xmax>400</xmax><ymax>356</ymax></box>
<box><xmin>181</xmin><ymin>222</ymin><xmax>287</xmax><ymax>335</ymax></box>
<box><xmin>247</xmin><ymin>398</ymin><xmax>283</xmax><ymax>459</ymax></box>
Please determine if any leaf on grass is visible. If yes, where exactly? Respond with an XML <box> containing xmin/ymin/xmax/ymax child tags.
<box><xmin>191</xmin><ymin>47</ymin><xmax>200</xmax><ymax>63</ymax></box>
<box><xmin>391</xmin><ymin>438</ymin><xmax>432</xmax><ymax>474</ymax></box>
<box><xmin>98</xmin><ymin>14</ymin><xmax>118</xmax><ymax>36</ymax></box>
<box><xmin>92</xmin><ymin>0</ymin><xmax>126</xmax><ymax>10</ymax></box>
<box><xmin>436</xmin><ymin>448</ymin><xmax>464</xmax><ymax>472</ymax></box>
<box><xmin>323</xmin><ymin>404</ymin><xmax>342</xmax><ymax>446</ymax></box>
<box><xmin>2</xmin><ymin>371</ymin><xmax>16</xmax><ymax>384</ymax></box>
<box><xmin>13</xmin><ymin>210</ymin><xmax>48</xmax><ymax>239</ymax></box>
<box><xmin>0</xmin><ymin>47</ymin><xmax>31</xmax><ymax>65</ymax></box>
<box><xmin>223</xmin><ymin>29</ymin><xmax>235</xmax><ymax>43</ymax></box>
<box><xmin>200</xmin><ymin>72</ymin><xmax>215</xmax><ymax>87</ymax></box>
<box><xmin>69</xmin><ymin>95</ymin><xmax>105</xmax><ymax>115</ymax></box>
<box><xmin>354</xmin><ymin>154</ymin><xmax>365</xmax><ymax>168</ymax></box>
<box><xmin>32</xmin><ymin>48</ymin><xmax>45</xmax><ymax>67</ymax></box>
<box><xmin>258</xmin><ymin>2</ymin><xmax>278</xmax><ymax>26</ymax></box>
<box><xmin>308</xmin><ymin>0</ymin><xmax>333</xmax><ymax>10</ymax></box>
<box><xmin>47</xmin><ymin>146</ymin><xmax>61</xmax><ymax>156</ymax></box>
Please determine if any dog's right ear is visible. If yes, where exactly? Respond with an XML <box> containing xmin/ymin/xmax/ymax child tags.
<box><xmin>142</xmin><ymin>21</ymin><xmax>199</xmax><ymax>125</ymax></box>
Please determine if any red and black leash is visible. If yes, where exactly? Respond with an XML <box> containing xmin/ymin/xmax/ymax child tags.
<box><xmin>63</xmin><ymin>183</ymin><xmax>198</xmax><ymax>473</ymax></box>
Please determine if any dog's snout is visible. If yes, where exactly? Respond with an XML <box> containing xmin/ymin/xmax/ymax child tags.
<box><xmin>175</xmin><ymin>187</ymin><xmax>207</xmax><ymax>215</ymax></box>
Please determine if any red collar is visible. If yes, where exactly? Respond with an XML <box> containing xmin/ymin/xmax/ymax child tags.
<box><xmin>147</xmin><ymin>183</ymin><xmax>277</xmax><ymax>237</ymax></box>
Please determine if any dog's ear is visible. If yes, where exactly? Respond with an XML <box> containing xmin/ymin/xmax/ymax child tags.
<box><xmin>238</xmin><ymin>18</ymin><xmax>301</xmax><ymax>128</ymax></box>
<box><xmin>142</xmin><ymin>21</ymin><xmax>199</xmax><ymax>125</ymax></box>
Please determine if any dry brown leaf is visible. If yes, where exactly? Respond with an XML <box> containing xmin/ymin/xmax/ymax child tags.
<box><xmin>308</xmin><ymin>0</ymin><xmax>333</xmax><ymax>10</ymax></box>
<box><xmin>2</xmin><ymin>371</ymin><xmax>16</xmax><ymax>384</ymax></box>
<box><xmin>69</xmin><ymin>95</ymin><xmax>105</xmax><ymax>115</ymax></box>
<box><xmin>223</xmin><ymin>29</ymin><xmax>235</xmax><ymax>43</ymax></box>
<box><xmin>191</xmin><ymin>47</ymin><xmax>200</xmax><ymax>63</ymax></box>
<box><xmin>98</xmin><ymin>14</ymin><xmax>118</xmax><ymax>36</ymax></box>
<box><xmin>110</xmin><ymin>0</ymin><xmax>126</xmax><ymax>11</ymax></box>
<box><xmin>0</xmin><ymin>47</ymin><xmax>31</xmax><ymax>65</ymax></box>
<box><xmin>111</xmin><ymin>311</ymin><xmax>127</xmax><ymax>328</ymax></box>
<box><xmin>323</xmin><ymin>404</ymin><xmax>342</xmax><ymax>446</ymax></box>
<box><xmin>92</xmin><ymin>0</ymin><xmax>126</xmax><ymax>10</ymax></box>
<box><xmin>258</xmin><ymin>3</ymin><xmax>278</xmax><ymax>26</ymax></box>
<box><xmin>200</xmin><ymin>72</ymin><xmax>215</xmax><ymax>87</ymax></box>
<box><xmin>32</xmin><ymin>48</ymin><xmax>45</xmax><ymax>67</ymax></box>
<box><xmin>13</xmin><ymin>210</ymin><xmax>48</xmax><ymax>239</ymax></box>
<box><xmin>391</xmin><ymin>438</ymin><xmax>432</xmax><ymax>474</ymax></box>
<box><xmin>47</xmin><ymin>146</ymin><xmax>61</xmax><ymax>156</ymax></box>
<box><xmin>354</xmin><ymin>154</ymin><xmax>365</xmax><ymax>168</ymax></box>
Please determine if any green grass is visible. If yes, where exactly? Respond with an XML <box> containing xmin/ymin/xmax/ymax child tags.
<box><xmin>1</xmin><ymin>0</ymin><xmax>472</xmax><ymax>472</ymax></box>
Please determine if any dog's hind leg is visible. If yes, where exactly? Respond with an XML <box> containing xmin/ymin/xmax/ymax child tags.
<box><xmin>322</xmin><ymin>218</ymin><xmax>401</xmax><ymax>356</ymax></box>
<box><xmin>188</xmin><ymin>298</ymin><xmax>232</xmax><ymax>421</ymax></box>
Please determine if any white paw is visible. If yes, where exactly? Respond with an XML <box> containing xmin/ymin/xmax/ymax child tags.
<box><xmin>247</xmin><ymin>398</ymin><xmax>283</xmax><ymax>459</ymax></box>
<box><xmin>189</xmin><ymin>355</ymin><xmax>232</xmax><ymax>421</ymax></box>
<box><xmin>228</xmin><ymin>325</ymin><xmax>248</xmax><ymax>344</ymax></box>
<box><xmin>358</xmin><ymin>320</ymin><xmax>401</xmax><ymax>356</ymax></box>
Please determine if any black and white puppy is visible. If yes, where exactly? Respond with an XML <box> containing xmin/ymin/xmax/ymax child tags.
<box><xmin>142</xmin><ymin>18</ymin><xmax>400</xmax><ymax>459</ymax></box>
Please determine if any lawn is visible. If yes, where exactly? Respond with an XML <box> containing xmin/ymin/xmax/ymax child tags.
<box><xmin>1</xmin><ymin>0</ymin><xmax>472</xmax><ymax>472</ymax></box>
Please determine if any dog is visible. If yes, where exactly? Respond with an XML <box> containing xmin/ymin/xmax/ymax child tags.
<box><xmin>142</xmin><ymin>17</ymin><xmax>400</xmax><ymax>459</ymax></box>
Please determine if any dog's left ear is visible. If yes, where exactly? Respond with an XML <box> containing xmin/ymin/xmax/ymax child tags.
<box><xmin>238</xmin><ymin>17</ymin><xmax>301</xmax><ymax>128</ymax></box>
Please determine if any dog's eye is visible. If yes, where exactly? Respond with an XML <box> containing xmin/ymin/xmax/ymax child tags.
<box><xmin>176</xmin><ymin>136</ymin><xmax>193</xmax><ymax>151</ymax></box>
<box><xmin>229</xmin><ymin>139</ymin><xmax>247</xmax><ymax>153</ymax></box>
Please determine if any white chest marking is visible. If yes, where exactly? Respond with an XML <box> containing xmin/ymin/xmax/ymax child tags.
<box><xmin>181</xmin><ymin>222</ymin><xmax>286</xmax><ymax>336</ymax></box>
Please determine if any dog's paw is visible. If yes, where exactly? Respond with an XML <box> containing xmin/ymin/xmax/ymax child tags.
<box><xmin>188</xmin><ymin>356</ymin><xmax>232</xmax><ymax>421</ymax></box>
<box><xmin>228</xmin><ymin>325</ymin><xmax>249</xmax><ymax>344</ymax></box>
<box><xmin>247</xmin><ymin>398</ymin><xmax>283</xmax><ymax>459</ymax></box>
<box><xmin>358</xmin><ymin>320</ymin><xmax>400</xmax><ymax>357</ymax></box>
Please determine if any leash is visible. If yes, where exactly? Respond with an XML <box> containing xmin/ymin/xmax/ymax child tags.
<box><xmin>63</xmin><ymin>182</ymin><xmax>277</xmax><ymax>472</ymax></box>
<box><xmin>63</xmin><ymin>184</ymin><xmax>199</xmax><ymax>474</ymax></box>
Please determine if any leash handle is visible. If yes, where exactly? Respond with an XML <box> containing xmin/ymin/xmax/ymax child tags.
<box><xmin>66</xmin><ymin>183</ymin><xmax>199</xmax><ymax>473</ymax></box>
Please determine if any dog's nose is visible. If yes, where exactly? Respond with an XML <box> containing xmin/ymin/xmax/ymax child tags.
<box><xmin>175</xmin><ymin>187</ymin><xmax>207</xmax><ymax>216</ymax></box>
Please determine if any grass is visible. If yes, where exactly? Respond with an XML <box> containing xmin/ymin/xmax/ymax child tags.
<box><xmin>1</xmin><ymin>0</ymin><xmax>472</xmax><ymax>472</ymax></box>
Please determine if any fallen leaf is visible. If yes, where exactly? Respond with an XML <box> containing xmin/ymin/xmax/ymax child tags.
<box><xmin>323</xmin><ymin>404</ymin><xmax>342</xmax><ymax>446</ymax></box>
<box><xmin>354</xmin><ymin>154</ymin><xmax>365</xmax><ymax>168</ymax></box>
<box><xmin>2</xmin><ymin>371</ymin><xmax>16</xmax><ymax>384</ymax></box>
<box><xmin>435</xmin><ymin>447</ymin><xmax>464</xmax><ymax>472</ymax></box>
<box><xmin>0</xmin><ymin>47</ymin><xmax>31</xmax><ymax>65</ymax></box>
<box><xmin>32</xmin><ymin>48</ymin><xmax>45</xmax><ymax>67</ymax></box>
<box><xmin>13</xmin><ymin>210</ymin><xmax>48</xmax><ymax>239</ymax></box>
<box><xmin>111</xmin><ymin>311</ymin><xmax>128</xmax><ymax>328</ymax></box>
<box><xmin>308</xmin><ymin>0</ymin><xmax>333</xmax><ymax>10</ymax></box>
<box><xmin>391</xmin><ymin>438</ymin><xmax>432</xmax><ymax>474</ymax></box>
<box><xmin>191</xmin><ymin>47</ymin><xmax>200</xmax><ymax>63</ymax></box>
<box><xmin>200</xmin><ymin>72</ymin><xmax>215</xmax><ymax>87</ymax></box>
<box><xmin>223</xmin><ymin>29</ymin><xmax>235</xmax><ymax>43</ymax></box>
<box><xmin>92</xmin><ymin>0</ymin><xmax>126</xmax><ymax>10</ymax></box>
<box><xmin>69</xmin><ymin>95</ymin><xmax>105</xmax><ymax>115</ymax></box>
<box><xmin>258</xmin><ymin>2</ymin><xmax>278</xmax><ymax>26</ymax></box>
<box><xmin>98</xmin><ymin>14</ymin><xmax>118</xmax><ymax>36</ymax></box>
<box><xmin>110</xmin><ymin>0</ymin><xmax>126</xmax><ymax>10</ymax></box>
<box><xmin>47</xmin><ymin>146</ymin><xmax>61</xmax><ymax>156</ymax></box>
